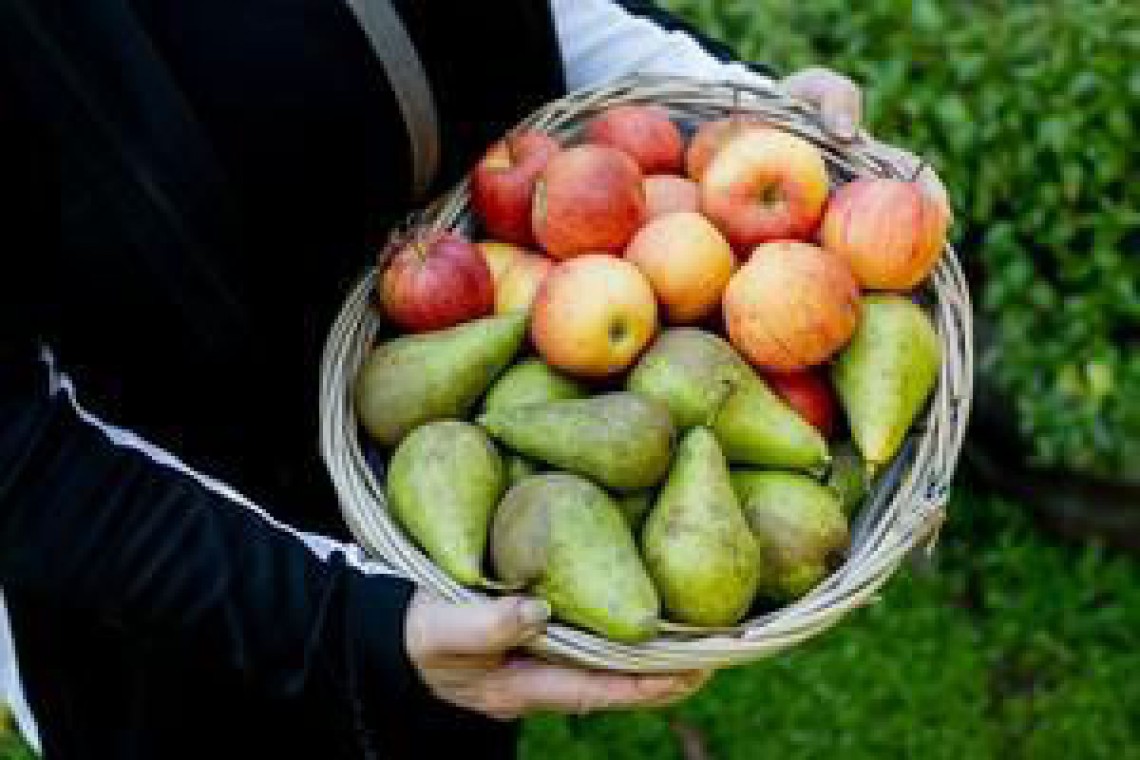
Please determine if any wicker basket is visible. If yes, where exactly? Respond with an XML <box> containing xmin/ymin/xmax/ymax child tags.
<box><xmin>319</xmin><ymin>75</ymin><xmax>974</xmax><ymax>672</ymax></box>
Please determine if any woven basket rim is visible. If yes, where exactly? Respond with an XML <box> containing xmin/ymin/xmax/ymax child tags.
<box><xmin>319</xmin><ymin>74</ymin><xmax>974</xmax><ymax>672</ymax></box>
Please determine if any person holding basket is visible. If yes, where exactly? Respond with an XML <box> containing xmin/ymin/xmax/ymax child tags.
<box><xmin>0</xmin><ymin>1</ymin><xmax>939</xmax><ymax>757</ymax></box>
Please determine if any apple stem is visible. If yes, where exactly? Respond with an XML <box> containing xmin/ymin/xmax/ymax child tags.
<box><xmin>909</xmin><ymin>158</ymin><xmax>929</xmax><ymax>183</ymax></box>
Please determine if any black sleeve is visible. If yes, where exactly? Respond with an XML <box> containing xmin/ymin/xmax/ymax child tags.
<box><xmin>612</xmin><ymin>0</ymin><xmax>780</xmax><ymax>78</ymax></box>
<box><xmin>0</xmin><ymin>78</ymin><xmax>428</xmax><ymax>754</ymax></box>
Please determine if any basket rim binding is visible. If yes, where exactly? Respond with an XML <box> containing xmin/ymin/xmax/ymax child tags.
<box><xmin>319</xmin><ymin>73</ymin><xmax>974</xmax><ymax>673</ymax></box>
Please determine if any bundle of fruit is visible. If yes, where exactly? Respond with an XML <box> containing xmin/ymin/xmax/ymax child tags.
<box><xmin>329</xmin><ymin>76</ymin><xmax>971</xmax><ymax>668</ymax></box>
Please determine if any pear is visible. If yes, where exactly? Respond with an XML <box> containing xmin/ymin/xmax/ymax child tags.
<box><xmin>832</xmin><ymin>295</ymin><xmax>941</xmax><ymax>469</ymax></box>
<box><xmin>627</xmin><ymin>328</ymin><xmax>828</xmax><ymax>470</ymax></box>
<box><xmin>733</xmin><ymin>470</ymin><xmax>850</xmax><ymax>602</ymax></box>
<box><xmin>479</xmin><ymin>392</ymin><xmax>675</xmax><ymax>491</ymax></box>
<box><xmin>642</xmin><ymin>427</ymin><xmax>761</xmax><ymax>627</ymax></box>
<box><xmin>627</xmin><ymin>328</ymin><xmax>751</xmax><ymax>429</ymax></box>
<box><xmin>387</xmin><ymin>421</ymin><xmax>505</xmax><ymax>587</ymax></box>
<box><xmin>492</xmin><ymin>472</ymin><xmax>660</xmax><ymax>643</ymax></box>
<box><xmin>826</xmin><ymin>441</ymin><xmax>869</xmax><ymax>516</ymax></box>
<box><xmin>483</xmin><ymin>358</ymin><xmax>587</xmax><ymax>414</ymax></box>
<box><xmin>355</xmin><ymin>313</ymin><xmax>527</xmax><ymax>446</ymax></box>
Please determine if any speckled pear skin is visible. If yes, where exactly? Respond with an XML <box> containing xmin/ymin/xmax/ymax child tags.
<box><xmin>627</xmin><ymin>328</ymin><xmax>828</xmax><ymax>470</ymax></box>
<box><xmin>355</xmin><ymin>312</ymin><xmax>528</xmax><ymax>447</ymax></box>
<box><xmin>492</xmin><ymin>472</ymin><xmax>660</xmax><ymax>643</ymax></box>
<box><xmin>482</xmin><ymin>358</ymin><xmax>587</xmax><ymax>414</ymax></box>
<box><xmin>386</xmin><ymin>421</ymin><xmax>506</xmax><ymax>587</ymax></box>
<box><xmin>642</xmin><ymin>427</ymin><xmax>761</xmax><ymax>627</ymax></box>
<box><xmin>832</xmin><ymin>295</ymin><xmax>941</xmax><ymax>468</ymax></box>
<box><xmin>478</xmin><ymin>392</ymin><xmax>675</xmax><ymax>491</ymax></box>
<box><xmin>732</xmin><ymin>470</ymin><xmax>850</xmax><ymax>602</ymax></box>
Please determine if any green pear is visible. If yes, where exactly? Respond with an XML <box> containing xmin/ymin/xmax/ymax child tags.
<box><xmin>504</xmin><ymin>452</ymin><xmax>540</xmax><ymax>486</ymax></box>
<box><xmin>642</xmin><ymin>427</ymin><xmax>761</xmax><ymax>627</ymax></box>
<box><xmin>386</xmin><ymin>421</ymin><xmax>506</xmax><ymax>587</ymax></box>
<box><xmin>616</xmin><ymin>489</ymin><xmax>655</xmax><ymax>530</ymax></box>
<box><xmin>627</xmin><ymin>328</ymin><xmax>751</xmax><ymax>429</ymax></box>
<box><xmin>732</xmin><ymin>470</ymin><xmax>850</xmax><ymax>602</ymax></box>
<box><xmin>355</xmin><ymin>313</ymin><xmax>527</xmax><ymax>446</ymax></box>
<box><xmin>826</xmin><ymin>441</ymin><xmax>869</xmax><ymax>516</ymax></box>
<box><xmin>627</xmin><ymin>328</ymin><xmax>828</xmax><ymax>470</ymax></box>
<box><xmin>832</xmin><ymin>295</ymin><xmax>941</xmax><ymax>469</ymax></box>
<box><xmin>479</xmin><ymin>392</ymin><xmax>675</xmax><ymax>491</ymax></box>
<box><xmin>483</xmin><ymin>358</ymin><xmax>587</xmax><ymax>414</ymax></box>
<box><xmin>492</xmin><ymin>472</ymin><xmax>660</xmax><ymax>643</ymax></box>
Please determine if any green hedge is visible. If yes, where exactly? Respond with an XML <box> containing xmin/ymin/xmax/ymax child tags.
<box><xmin>664</xmin><ymin>0</ymin><xmax>1140</xmax><ymax>478</ymax></box>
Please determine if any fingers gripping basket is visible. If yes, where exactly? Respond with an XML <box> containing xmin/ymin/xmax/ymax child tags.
<box><xmin>320</xmin><ymin>75</ymin><xmax>974</xmax><ymax>672</ymax></box>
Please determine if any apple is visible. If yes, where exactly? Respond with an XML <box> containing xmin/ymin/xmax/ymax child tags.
<box><xmin>723</xmin><ymin>241</ymin><xmax>860</xmax><ymax>370</ymax></box>
<box><xmin>643</xmin><ymin>174</ymin><xmax>700</xmax><ymax>218</ymax></box>
<box><xmin>685</xmin><ymin>115</ymin><xmax>762</xmax><ymax>181</ymax></box>
<box><xmin>531</xmin><ymin>254</ymin><xmax>658</xmax><ymax>376</ymax></box>
<box><xmin>701</xmin><ymin>127</ymin><xmax>831</xmax><ymax>250</ymax></box>
<box><xmin>625</xmin><ymin>211</ymin><xmax>735</xmax><ymax>324</ymax></box>
<box><xmin>496</xmin><ymin>251</ymin><xmax>553</xmax><ymax>314</ymax></box>
<box><xmin>476</xmin><ymin>241</ymin><xmax>526</xmax><ymax>287</ymax></box>
<box><xmin>532</xmin><ymin>144</ymin><xmax>647</xmax><ymax>259</ymax></box>
<box><xmin>471</xmin><ymin>130</ymin><xmax>561</xmax><ymax>246</ymax></box>
<box><xmin>820</xmin><ymin>177</ymin><xmax>950</xmax><ymax>290</ymax></box>
<box><xmin>586</xmin><ymin>104</ymin><xmax>684</xmax><ymax>174</ymax></box>
<box><xmin>762</xmin><ymin>369</ymin><xmax>837</xmax><ymax>437</ymax></box>
<box><xmin>380</xmin><ymin>231</ymin><xmax>494</xmax><ymax>332</ymax></box>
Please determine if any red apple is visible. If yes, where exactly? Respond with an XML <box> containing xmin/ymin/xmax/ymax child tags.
<box><xmin>685</xmin><ymin>115</ymin><xmax>763</xmax><ymax>181</ymax></box>
<box><xmin>820</xmin><ymin>177</ymin><xmax>950</xmax><ymax>290</ymax></box>
<box><xmin>380</xmin><ymin>231</ymin><xmax>494</xmax><ymax>332</ymax></box>
<box><xmin>724</xmin><ymin>241</ymin><xmax>860</xmax><ymax>370</ymax></box>
<box><xmin>531</xmin><ymin>254</ymin><xmax>658</xmax><ymax>376</ymax></box>
<box><xmin>763</xmin><ymin>369</ymin><xmax>837</xmax><ymax>437</ymax></box>
<box><xmin>532</xmin><ymin>145</ymin><xmax>647</xmax><ymax>259</ymax></box>
<box><xmin>471</xmin><ymin>130</ymin><xmax>560</xmax><ymax>246</ymax></box>
<box><xmin>586</xmin><ymin>104</ymin><xmax>684</xmax><ymax>174</ymax></box>
<box><xmin>701</xmin><ymin>127</ymin><xmax>831</xmax><ymax>250</ymax></box>
<box><xmin>625</xmin><ymin>211</ymin><xmax>735</xmax><ymax>324</ymax></box>
<box><xmin>496</xmin><ymin>252</ymin><xmax>553</xmax><ymax>315</ymax></box>
<box><xmin>477</xmin><ymin>241</ymin><xmax>527</xmax><ymax>287</ymax></box>
<box><xmin>643</xmin><ymin>174</ymin><xmax>700</xmax><ymax>218</ymax></box>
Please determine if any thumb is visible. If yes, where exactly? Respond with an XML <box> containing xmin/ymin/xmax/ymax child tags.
<box><xmin>412</xmin><ymin>595</ymin><xmax>551</xmax><ymax>658</ymax></box>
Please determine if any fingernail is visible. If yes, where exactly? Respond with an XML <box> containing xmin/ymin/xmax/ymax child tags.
<box><xmin>519</xmin><ymin>599</ymin><xmax>551</xmax><ymax>629</ymax></box>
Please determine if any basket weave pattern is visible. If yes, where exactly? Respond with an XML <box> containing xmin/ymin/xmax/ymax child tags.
<box><xmin>319</xmin><ymin>75</ymin><xmax>974</xmax><ymax>672</ymax></box>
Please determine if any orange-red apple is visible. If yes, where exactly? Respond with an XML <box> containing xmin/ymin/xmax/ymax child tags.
<box><xmin>477</xmin><ymin>241</ymin><xmax>526</xmax><ymax>287</ymax></box>
<box><xmin>532</xmin><ymin>145</ymin><xmax>647</xmax><ymax>259</ymax></box>
<box><xmin>496</xmin><ymin>252</ymin><xmax>553</xmax><ymax>315</ymax></box>
<box><xmin>625</xmin><ymin>211</ymin><xmax>735</xmax><ymax>324</ymax></box>
<box><xmin>724</xmin><ymin>241</ymin><xmax>860</xmax><ymax>370</ymax></box>
<box><xmin>643</xmin><ymin>174</ymin><xmax>700</xmax><ymax>218</ymax></box>
<box><xmin>586</xmin><ymin>104</ymin><xmax>684</xmax><ymax>174</ymax></box>
<box><xmin>701</xmin><ymin>127</ymin><xmax>830</xmax><ymax>250</ymax></box>
<box><xmin>531</xmin><ymin>254</ymin><xmax>657</xmax><ymax>376</ymax></box>
<box><xmin>471</xmin><ymin>130</ymin><xmax>560</xmax><ymax>246</ymax></box>
<box><xmin>762</xmin><ymin>369</ymin><xmax>837</xmax><ymax>437</ymax></box>
<box><xmin>685</xmin><ymin>115</ymin><xmax>763</xmax><ymax>181</ymax></box>
<box><xmin>380</xmin><ymin>231</ymin><xmax>494</xmax><ymax>333</ymax></box>
<box><xmin>820</xmin><ymin>177</ymin><xmax>950</xmax><ymax>290</ymax></box>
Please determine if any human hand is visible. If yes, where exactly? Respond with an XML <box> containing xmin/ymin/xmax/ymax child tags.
<box><xmin>781</xmin><ymin>66</ymin><xmax>949</xmax><ymax>210</ymax></box>
<box><xmin>781</xmin><ymin>66</ymin><xmax>863</xmax><ymax>141</ymax></box>
<box><xmin>405</xmin><ymin>589</ymin><xmax>711</xmax><ymax>720</ymax></box>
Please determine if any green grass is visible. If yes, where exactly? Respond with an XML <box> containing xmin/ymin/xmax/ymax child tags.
<box><xmin>520</xmin><ymin>486</ymin><xmax>1140</xmax><ymax>759</ymax></box>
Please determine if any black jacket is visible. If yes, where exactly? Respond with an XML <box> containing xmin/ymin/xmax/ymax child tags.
<box><xmin>0</xmin><ymin>1</ymin><xmax>759</xmax><ymax>756</ymax></box>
